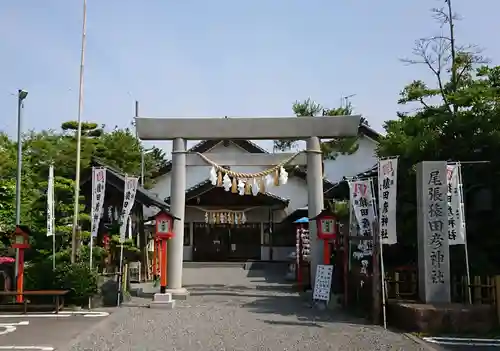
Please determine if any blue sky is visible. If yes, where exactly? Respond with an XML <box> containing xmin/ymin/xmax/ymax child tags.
<box><xmin>1</xmin><ymin>0</ymin><xmax>498</xmax><ymax>152</ymax></box>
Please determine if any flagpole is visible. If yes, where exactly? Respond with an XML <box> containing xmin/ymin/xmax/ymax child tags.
<box><xmin>88</xmin><ymin>167</ymin><xmax>94</xmax><ymax>310</ymax></box>
<box><xmin>347</xmin><ymin>183</ymin><xmax>354</xmax><ymax>272</ymax></box>
<box><xmin>372</xmin><ymin>173</ymin><xmax>387</xmax><ymax>330</ymax></box>
<box><xmin>71</xmin><ymin>0</ymin><xmax>88</xmax><ymax>264</ymax></box>
<box><xmin>117</xmin><ymin>176</ymin><xmax>139</xmax><ymax>306</ymax></box>
<box><xmin>49</xmin><ymin>165</ymin><xmax>56</xmax><ymax>272</ymax></box>
<box><xmin>89</xmin><ymin>236</ymin><xmax>93</xmax><ymax>273</ymax></box>
<box><xmin>117</xmin><ymin>242</ymin><xmax>124</xmax><ymax>306</ymax></box>
<box><xmin>457</xmin><ymin>163</ymin><xmax>472</xmax><ymax>304</ymax></box>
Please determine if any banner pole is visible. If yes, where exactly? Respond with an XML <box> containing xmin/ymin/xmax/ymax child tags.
<box><xmin>117</xmin><ymin>243</ymin><xmax>124</xmax><ymax>307</ymax></box>
<box><xmin>457</xmin><ymin>163</ymin><xmax>472</xmax><ymax>304</ymax></box>
<box><xmin>52</xmin><ymin>165</ymin><xmax>56</xmax><ymax>272</ymax></box>
<box><xmin>371</xmin><ymin>176</ymin><xmax>387</xmax><ymax>330</ymax></box>
<box><xmin>53</xmin><ymin>234</ymin><xmax>56</xmax><ymax>272</ymax></box>
<box><xmin>347</xmin><ymin>188</ymin><xmax>354</xmax><ymax>272</ymax></box>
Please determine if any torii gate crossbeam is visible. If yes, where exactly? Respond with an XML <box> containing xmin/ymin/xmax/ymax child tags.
<box><xmin>135</xmin><ymin>116</ymin><xmax>361</xmax><ymax>298</ymax></box>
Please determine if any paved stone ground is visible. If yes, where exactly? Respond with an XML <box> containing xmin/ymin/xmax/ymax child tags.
<box><xmin>0</xmin><ymin>313</ymin><xmax>111</xmax><ymax>350</ymax></box>
<box><xmin>65</xmin><ymin>267</ymin><xmax>430</xmax><ymax>351</ymax></box>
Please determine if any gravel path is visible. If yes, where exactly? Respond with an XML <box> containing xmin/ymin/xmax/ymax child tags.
<box><xmin>65</xmin><ymin>267</ymin><xmax>430</xmax><ymax>351</ymax></box>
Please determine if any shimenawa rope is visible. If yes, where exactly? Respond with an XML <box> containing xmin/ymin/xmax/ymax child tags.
<box><xmin>196</xmin><ymin>151</ymin><xmax>301</xmax><ymax>179</ymax></box>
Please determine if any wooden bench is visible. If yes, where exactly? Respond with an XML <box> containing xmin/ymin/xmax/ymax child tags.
<box><xmin>0</xmin><ymin>290</ymin><xmax>70</xmax><ymax>314</ymax></box>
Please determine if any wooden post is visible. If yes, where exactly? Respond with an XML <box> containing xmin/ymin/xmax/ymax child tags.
<box><xmin>494</xmin><ymin>275</ymin><xmax>500</xmax><ymax>325</ymax></box>
<box><xmin>372</xmin><ymin>230</ymin><xmax>381</xmax><ymax>325</ymax></box>
<box><xmin>474</xmin><ymin>276</ymin><xmax>481</xmax><ymax>304</ymax></box>
<box><xmin>394</xmin><ymin>272</ymin><xmax>400</xmax><ymax>299</ymax></box>
<box><xmin>122</xmin><ymin>263</ymin><xmax>128</xmax><ymax>294</ymax></box>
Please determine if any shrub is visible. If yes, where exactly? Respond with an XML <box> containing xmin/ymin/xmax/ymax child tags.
<box><xmin>54</xmin><ymin>262</ymin><xmax>98</xmax><ymax>306</ymax></box>
<box><xmin>24</xmin><ymin>260</ymin><xmax>56</xmax><ymax>291</ymax></box>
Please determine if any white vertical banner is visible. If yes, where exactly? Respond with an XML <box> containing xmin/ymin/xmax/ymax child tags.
<box><xmin>119</xmin><ymin>176</ymin><xmax>139</xmax><ymax>243</ymax></box>
<box><xmin>128</xmin><ymin>215</ymin><xmax>133</xmax><ymax>240</ymax></box>
<box><xmin>378</xmin><ymin>158</ymin><xmax>398</xmax><ymax>245</ymax></box>
<box><xmin>446</xmin><ymin>164</ymin><xmax>465</xmax><ymax>245</ymax></box>
<box><xmin>349</xmin><ymin>179</ymin><xmax>376</xmax><ymax>236</ymax></box>
<box><xmin>349</xmin><ymin>179</ymin><xmax>376</xmax><ymax>265</ymax></box>
<box><xmin>47</xmin><ymin>165</ymin><xmax>55</xmax><ymax>237</ymax></box>
<box><xmin>90</xmin><ymin>167</ymin><xmax>107</xmax><ymax>238</ymax></box>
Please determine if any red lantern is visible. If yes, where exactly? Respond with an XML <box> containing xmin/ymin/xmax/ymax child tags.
<box><xmin>11</xmin><ymin>225</ymin><xmax>31</xmax><ymax>303</ymax></box>
<box><xmin>154</xmin><ymin>210</ymin><xmax>175</xmax><ymax>293</ymax></box>
<box><xmin>11</xmin><ymin>226</ymin><xmax>30</xmax><ymax>249</ymax></box>
<box><xmin>310</xmin><ymin>210</ymin><xmax>337</xmax><ymax>265</ymax></box>
<box><xmin>155</xmin><ymin>211</ymin><xmax>174</xmax><ymax>240</ymax></box>
<box><xmin>314</xmin><ymin>211</ymin><xmax>337</xmax><ymax>240</ymax></box>
<box><xmin>102</xmin><ymin>234</ymin><xmax>110</xmax><ymax>248</ymax></box>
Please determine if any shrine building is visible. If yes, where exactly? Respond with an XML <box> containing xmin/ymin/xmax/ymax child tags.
<box><xmin>145</xmin><ymin>125</ymin><xmax>380</xmax><ymax>262</ymax></box>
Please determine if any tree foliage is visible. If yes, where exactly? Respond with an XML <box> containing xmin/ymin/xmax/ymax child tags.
<box><xmin>377</xmin><ymin>0</ymin><xmax>500</xmax><ymax>273</ymax></box>
<box><xmin>0</xmin><ymin>121</ymin><xmax>167</xmax><ymax>265</ymax></box>
<box><xmin>273</xmin><ymin>98</ymin><xmax>366</xmax><ymax>159</ymax></box>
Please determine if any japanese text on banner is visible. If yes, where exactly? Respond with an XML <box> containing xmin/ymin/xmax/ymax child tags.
<box><xmin>90</xmin><ymin>167</ymin><xmax>107</xmax><ymax>238</ymax></box>
<box><xmin>427</xmin><ymin>169</ymin><xmax>447</xmax><ymax>285</ymax></box>
<box><xmin>446</xmin><ymin>164</ymin><xmax>465</xmax><ymax>245</ymax></box>
<box><xmin>119</xmin><ymin>176</ymin><xmax>139</xmax><ymax>243</ymax></box>
<box><xmin>46</xmin><ymin>165</ymin><xmax>55</xmax><ymax>237</ymax></box>
<box><xmin>350</xmin><ymin>179</ymin><xmax>376</xmax><ymax>236</ymax></box>
<box><xmin>378</xmin><ymin>158</ymin><xmax>398</xmax><ymax>245</ymax></box>
<box><xmin>349</xmin><ymin>179</ymin><xmax>376</xmax><ymax>263</ymax></box>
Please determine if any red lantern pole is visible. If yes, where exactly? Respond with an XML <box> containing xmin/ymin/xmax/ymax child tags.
<box><xmin>16</xmin><ymin>249</ymin><xmax>24</xmax><ymax>303</ymax></box>
<box><xmin>160</xmin><ymin>239</ymin><xmax>167</xmax><ymax>293</ymax></box>
<box><xmin>12</xmin><ymin>226</ymin><xmax>30</xmax><ymax>304</ymax></box>
<box><xmin>323</xmin><ymin>240</ymin><xmax>330</xmax><ymax>265</ymax></box>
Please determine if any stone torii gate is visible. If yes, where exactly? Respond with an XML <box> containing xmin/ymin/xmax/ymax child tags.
<box><xmin>135</xmin><ymin>116</ymin><xmax>361</xmax><ymax>297</ymax></box>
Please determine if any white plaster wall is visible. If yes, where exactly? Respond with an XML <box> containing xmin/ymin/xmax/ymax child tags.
<box><xmin>323</xmin><ymin>136</ymin><xmax>378</xmax><ymax>184</ymax></box>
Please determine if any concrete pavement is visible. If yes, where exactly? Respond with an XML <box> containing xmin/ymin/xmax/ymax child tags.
<box><xmin>0</xmin><ymin>311</ymin><xmax>111</xmax><ymax>350</ymax></box>
<box><xmin>65</xmin><ymin>266</ymin><xmax>431</xmax><ymax>351</ymax></box>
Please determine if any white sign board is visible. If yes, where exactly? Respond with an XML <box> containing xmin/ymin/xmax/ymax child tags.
<box><xmin>312</xmin><ymin>264</ymin><xmax>334</xmax><ymax>302</ymax></box>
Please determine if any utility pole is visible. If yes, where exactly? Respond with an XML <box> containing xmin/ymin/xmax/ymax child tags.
<box><xmin>14</xmin><ymin>89</ymin><xmax>28</xmax><ymax>286</ymax></box>
<box><xmin>71</xmin><ymin>0</ymin><xmax>88</xmax><ymax>263</ymax></box>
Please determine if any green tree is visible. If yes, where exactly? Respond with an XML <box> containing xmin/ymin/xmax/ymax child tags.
<box><xmin>273</xmin><ymin>98</ymin><xmax>363</xmax><ymax>159</ymax></box>
<box><xmin>377</xmin><ymin>0</ymin><xmax>500</xmax><ymax>272</ymax></box>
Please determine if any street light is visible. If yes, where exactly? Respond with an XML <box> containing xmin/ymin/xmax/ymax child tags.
<box><xmin>15</xmin><ymin>89</ymin><xmax>28</xmax><ymax>226</ymax></box>
<box><xmin>14</xmin><ymin>89</ymin><xmax>28</xmax><ymax>288</ymax></box>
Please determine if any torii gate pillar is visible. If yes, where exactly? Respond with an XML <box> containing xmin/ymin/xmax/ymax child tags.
<box><xmin>306</xmin><ymin>137</ymin><xmax>324</xmax><ymax>283</ymax></box>
<box><xmin>167</xmin><ymin>138</ymin><xmax>187</xmax><ymax>296</ymax></box>
<box><xmin>136</xmin><ymin>116</ymin><xmax>361</xmax><ymax>295</ymax></box>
